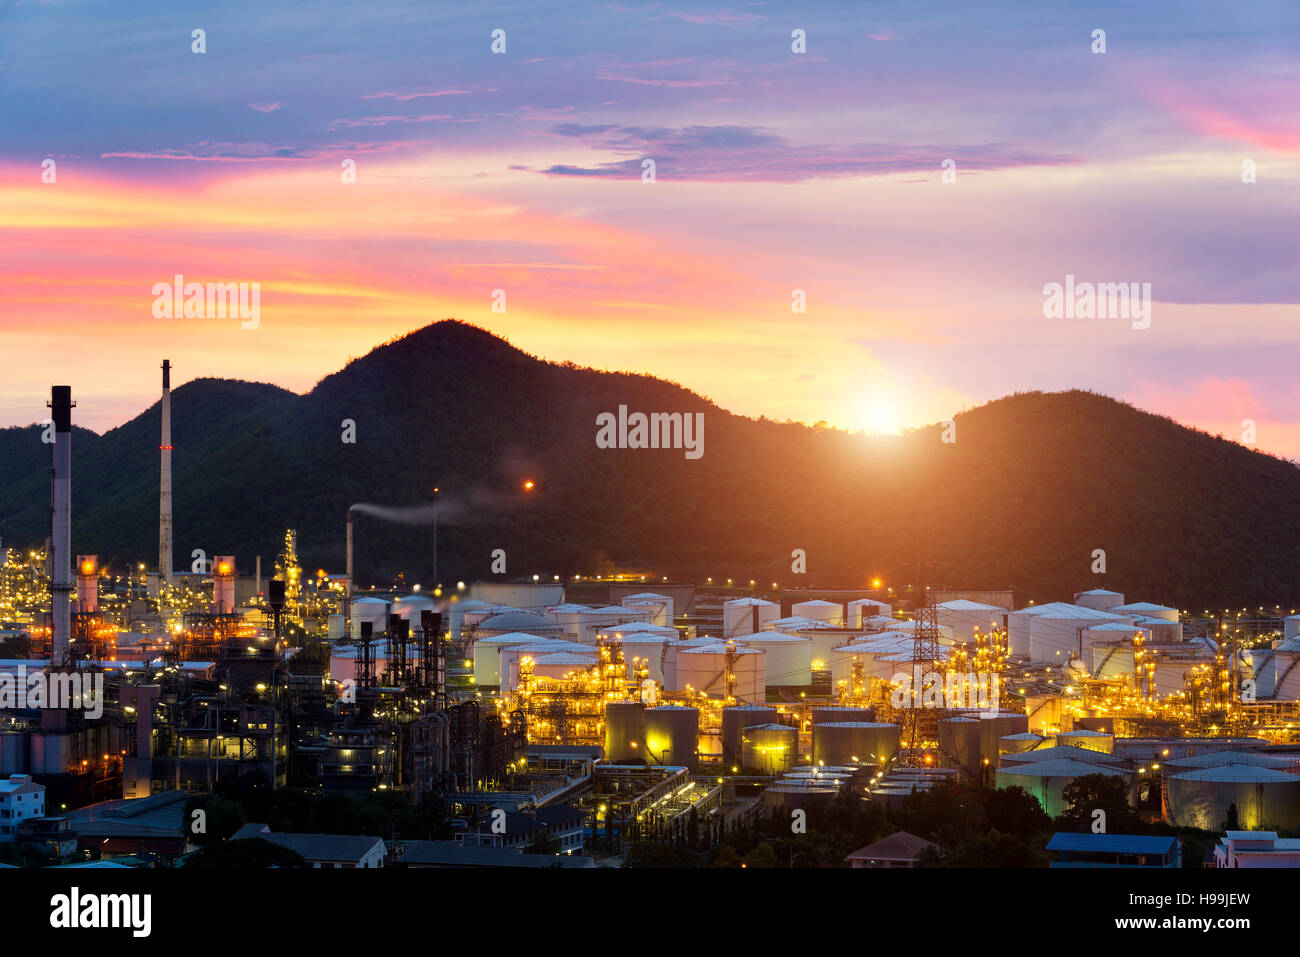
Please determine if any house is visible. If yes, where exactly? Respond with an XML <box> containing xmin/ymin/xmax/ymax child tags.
<box><xmin>1212</xmin><ymin>831</ymin><xmax>1300</xmax><ymax>868</ymax></box>
<box><xmin>46</xmin><ymin>790</ymin><xmax>189</xmax><ymax>860</ymax></box>
<box><xmin>231</xmin><ymin>823</ymin><xmax>386</xmax><ymax>868</ymax></box>
<box><xmin>400</xmin><ymin>841</ymin><xmax>597</xmax><ymax>869</ymax></box>
<box><xmin>461</xmin><ymin>804</ymin><xmax>587</xmax><ymax>853</ymax></box>
<box><xmin>846</xmin><ymin>831</ymin><xmax>938</xmax><ymax>868</ymax></box>
<box><xmin>1046</xmin><ymin>833</ymin><xmax>1182</xmax><ymax>868</ymax></box>
<box><xmin>0</xmin><ymin>775</ymin><xmax>46</xmax><ymax>842</ymax></box>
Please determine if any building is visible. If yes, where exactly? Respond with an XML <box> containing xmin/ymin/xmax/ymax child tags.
<box><xmin>460</xmin><ymin>804</ymin><xmax>587</xmax><ymax>853</ymax></box>
<box><xmin>846</xmin><ymin>831</ymin><xmax>937</xmax><ymax>868</ymax></box>
<box><xmin>1046</xmin><ymin>833</ymin><xmax>1182</xmax><ymax>868</ymax></box>
<box><xmin>230</xmin><ymin>823</ymin><xmax>386</xmax><ymax>868</ymax></box>
<box><xmin>0</xmin><ymin>774</ymin><xmax>45</xmax><ymax>842</ymax></box>
<box><xmin>1212</xmin><ymin>831</ymin><xmax>1300</xmax><ymax>868</ymax></box>
<box><xmin>400</xmin><ymin>841</ymin><xmax>597</xmax><ymax>868</ymax></box>
<box><xmin>47</xmin><ymin>790</ymin><xmax>190</xmax><ymax>860</ymax></box>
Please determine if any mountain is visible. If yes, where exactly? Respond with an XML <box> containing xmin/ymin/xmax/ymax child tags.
<box><xmin>1</xmin><ymin>320</ymin><xmax>1297</xmax><ymax>608</ymax></box>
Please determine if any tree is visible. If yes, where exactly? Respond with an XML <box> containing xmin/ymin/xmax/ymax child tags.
<box><xmin>183</xmin><ymin>838</ymin><xmax>308</xmax><ymax>869</ymax></box>
<box><xmin>983</xmin><ymin>786</ymin><xmax>1052</xmax><ymax>839</ymax></box>
<box><xmin>1058</xmin><ymin>774</ymin><xmax>1144</xmax><ymax>834</ymax></box>
<box><xmin>1221</xmin><ymin>803</ymin><xmax>1241</xmax><ymax>832</ymax></box>
<box><xmin>523</xmin><ymin>831</ymin><xmax>563</xmax><ymax>855</ymax></box>
<box><xmin>743</xmin><ymin>842</ymin><xmax>778</xmax><ymax>868</ymax></box>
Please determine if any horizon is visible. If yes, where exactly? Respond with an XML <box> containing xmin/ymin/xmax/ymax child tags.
<box><xmin>2</xmin><ymin>1</ymin><xmax>1297</xmax><ymax>457</ymax></box>
<box><xmin>3</xmin><ymin>318</ymin><xmax>1297</xmax><ymax>468</ymax></box>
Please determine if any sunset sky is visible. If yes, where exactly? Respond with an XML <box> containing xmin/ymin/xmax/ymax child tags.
<box><xmin>1</xmin><ymin>1</ymin><xmax>1297</xmax><ymax>457</ymax></box>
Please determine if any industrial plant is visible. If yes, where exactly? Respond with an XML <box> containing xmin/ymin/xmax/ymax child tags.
<box><xmin>3</xmin><ymin>366</ymin><xmax>1300</xmax><ymax>871</ymax></box>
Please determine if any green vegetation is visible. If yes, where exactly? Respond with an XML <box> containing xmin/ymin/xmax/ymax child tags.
<box><xmin>1</xmin><ymin>320</ymin><xmax>1297</xmax><ymax>605</ymax></box>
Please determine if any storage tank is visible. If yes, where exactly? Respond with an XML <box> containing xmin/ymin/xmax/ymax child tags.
<box><xmin>604</xmin><ymin>701</ymin><xmax>646</xmax><ymax>763</ymax></box>
<box><xmin>1166</xmin><ymin>765</ymin><xmax>1300</xmax><ymax>830</ymax></box>
<box><xmin>741</xmin><ymin>723</ymin><xmax>798</xmax><ymax>774</ymax></box>
<box><xmin>1286</xmin><ymin>615</ymin><xmax>1300</xmax><ymax>641</ymax></box>
<box><xmin>978</xmin><ymin>711</ymin><xmax>1029</xmax><ymax>766</ymax></box>
<box><xmin>472</xmin><ymin>631</ymin><xmax>546</xmax><ymax>686</ymax></box>
<box><xmin>614</xmin><ymin>636</ymin><xmax>672</xmax><ymax>685</ymax></box>
<box><xmin>812</xmin><ymin>722</ymin><xmax>899</xmax><ymax>767</ymax></box>
<box><xmin>995</xmin><ymin>758</ymin><xmax>1133</xmax><ymax>816</ymax></box>
<box><xmin>764</xmin><ymin>783</ymin><xmax>841</xmax><ymax>812</ymax></box>
<box><xmin>644</xmin><ymin>705</ymin><xmax>700</xmax><ymax>770</ymax></box>
<box><xmin>573</xmin><ymin>606</ymin><xmax>650</xmax><ymax>643</ymax></box>
<box><xmin>544</xmin><ymin>603</ymin><xmax>590</xmax><ymax>640</ymax></box>
<box><xmin>674</xmin><ymin>643</ymin><xmax>764</xmax><ymax>702</ymax></box>
<box><xmin>327</xmin><ymin>615</ymin><xmax>346</xmax><ymax>641</ymax></box>
<box><xmin>1073</xmin><ymin>589</ymin><xmax>1125</xmax><ymax>611</ymax></box>
<box><xmin>999</xmin><ymin>744</ymin><xmax>1125</xmax><ymax>768</ymax></box>
<box><xmin>939</xmin><ymin>716</ymin><xmax>981</xmax><ymax>777</ymax></box>
<box><xmin>1134</xmin><ymin>616</ymin><xmax>1182</xmax><ymax>644</ymax></box>
<box><xmin>733</xmin><ymin>632</ymin><xmax>811</xmax><ymax>687</ymax></box>
<box><xmin>845</xmin><ymin>598</ymin><xmax>892</xmax><ymax>627</ymax></box>
<box><xmin>1161</xmin><ymin>750</ymin><xmax>1300</xmax><ymax>773</ymax></box>
<box><xmin>722</xmin><ymin>704</ymin><xmax>780</xmax><ymax>764</ymax></box>
<box><xmin>937</xmin><ymin>599</ymin><xmax>1007</xmax><ymax>645</ymax></box>
<box><xmin>1027</xmin><ymin>605</ymin><xmax>1127</xmax><ymax>663</ymax></box>
<box><xmin>998</xmin><ymin>732</ymin><xmax>1045</xmax><ymax>755</ymax></box>
<box><xmin>812</xmin><ymin>706</ymin><xmax>876</xmax><ymax>725</ymax></box>
<box><xmin>29</xmin><ymin>731</ymin><xmax>75</xmax><ymax>776</ymax></box>
<box><xmin>0</xmin><ymin>731</ymin><xmax>29</xmax><ymax>774</ymax></box>
<box><xmin>477</xmin><ymin>611</ymin><xmax>562</xmax><ymax>641</ymax></box>
<box><xmin>621</xmin><ymin>592</ymin><xmax>673</xmax><ymax>627</ymax></box>
<box><xmin>791</xmin><ymin>600</ymin><xmax>842</xmax><ymax>626</ymax></box>
<box><xmin>391</xmin><ymin>593</ymin><xmax>436</xmax><ymax>626</ymax></box>
<box><xmin>350</xmin><ymin>597</ymin><xmax>390</xmax><ymax>640</ymax></box>
<box><xmin>1112</xmin><ymin>602</ymin><xmax>1179</xmax><ymax>623</ymax></box>
<box><xmin>530</xmin><ymin>652</ymin><xmax>597</xmax><ymax>679</ymax></box>
<box><xmin>723</xmin><ymin>598</ymin><xmax>779</xmax><ymax>638</ymax></box>
<box><xmin>1057</xmin><ymin>729</ymin><xmax>1115</xmax><ymax>754</ymax></box>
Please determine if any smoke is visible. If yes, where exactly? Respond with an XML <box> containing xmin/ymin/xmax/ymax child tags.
<box><xmin>349</xmin><ymin>502</ymin><xmax>442</xmax><ymax>525</ymax></box>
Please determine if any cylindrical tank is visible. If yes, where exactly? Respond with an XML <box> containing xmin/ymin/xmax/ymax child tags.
<box><xmin>30</xmin><ymin>731</ymin><xmax>74</xmax><ymax>775</ymax></box>
<box><xmin>999</xmin><ymin>732</ymin><xmax>1045</xmax><ymax>755</ymax></box>
<box><xmin>644</xmin><ymin>705</ymin><xmax>699</xmax><ymax>770</ymax></box>
<box><xmin>812</xmin><ymin>722</ymin><xmax>899</xmax><ymax>767</ymax></box>
<box><xmin>1115</xmin><ymin>602</ymin><xmax>1179</xmax><ymax>623</ymax></box>
<box><xmin>0</xmin><ymin>732</ymin><xmax>29</xmax><ymax>774</ymax></box>
<box><xmin>939</xmin><ymin>716</ymin><xmax>981</xmax><ymax>777</ymax></box>
<box><xmin>764</xmin><ymin>784</ymin><xmax>840</xmax><ymax>811</ymax></box>
<box><xmin>574</xmin><ymin>606</ymin><xmax>650</xmax><ymax>643</ymax></box>
<box><xmin>621</xmin><ymin>593</ymin><xmax>673</xmax><ymax>627</ymax></box>
<box><xmin>529</xmin><ymin>651</ymin><xmax>596</xmax><ymax>679</ymax></box>
<box><xmin>392</xmin><ymin>593</ymin><xmax>436</xmax><ymax>626</ymax></box>
<box><xmin>722</xmin><ymin>705</ymin><xmax>780</xmax><ymax>763</ymax></box>
<box><xmin>327</xmin><ymin>614</ymin><xmax>346</xmax><ymax>641</ymax></box>
<box><xmin>792</xmin><ymin>600</ymin><xmax>842</xmax><ymax>626</ymax></box>
<box><xmin>350</xmin><ymin>597</ymin><xmax>390</xmax><ymax>640</ymax></box>
<box><xmin>615</xmin><ymin>637</ymin><xmax>671</xmax><ymax>685</ymax></box>
<box><xmin>1057</xmin><ymin>729</ymin><xmax>1115</xmax><ymax>754</ymax></box>
<box><xmin>978</xmin><ymin>711</ymin><xmax>1029</xmax><ymax>765</ymax></box>
<box><xmin>846</xmin><ymin>598</ymin><xmax>891</xmax><ymax>628</ymax></box>
<box><xmin>735</xmin><ymin>632</ymin><xmax>811</xmax><ymax>687</ymax></box>
<box><xmin>722</xmin><ymin>598</ymin><xmax>779</xmax><ymax>639</ymax></box>
<box><xmin>741</xmin><ymin>724</ymin><xmax>798</xmax><ymax>774</ymax></box>
<box><xmin>472</xmin><ymin>632</ymin><xmax>541</xmax><ymax>686</ymax></box>
<box><xmin>995</xmin><ymin>759</ymin><xmax>1133</xmax><ymax>817</ymax></box>
<box><xmin>674</xmin><ymin>644</ymin><xmax>764</xmax><ymax>701</ymax></box>
<box><xmin>1073</xmin><ymin>589</ymin><xmax>1124</xmax><ymax>611</ymax></box>
<box><xmin>1166</xmin><ymin>765</ymin><xmax>1300</xmax><ymax>831</ymax></box>
<box><xmin>812</xmin><ymin>706</ymin><xmax>875</xmax><ymax>725</ymax></box>
<box><xmin>604</xmin><ymin>701</ymin><xmax>646</xmax><ymax>763</ymax></box>
<box><xmin>937</xmin><ymin>600</ymin><xmax>1007</xmax><ymax>644</ymax></box>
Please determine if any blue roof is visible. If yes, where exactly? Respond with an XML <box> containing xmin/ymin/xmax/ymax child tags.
<box><xmin>1047</xmin><ymin>833</ymin><xmax>1179</xmax><ymax>855</ymax></box>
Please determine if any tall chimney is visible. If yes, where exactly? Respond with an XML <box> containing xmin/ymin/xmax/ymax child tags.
<box><xmin>345</xmin><ymin>508</ymin><xmax>354</xmax><ymax>629</ymax></box>
<box><xmin>159</xmin><ymin>360</ymin><xmax>174</xmax><ymax>585</ymax></box>
<box><xmin>48</xmin><ymin>385</ymin><xmax>74</xmax><ymax>666</ymax></box>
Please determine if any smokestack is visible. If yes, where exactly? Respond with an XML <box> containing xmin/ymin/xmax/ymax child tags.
<box><xmin>48</xmin><ymin>386</ymin><xmax>74</xmax><ymax>666</ymax></box>
<box><xmin>159</xmin><ymin>360</ymin><xmax>173</xmax><ymax>586</ymax></box>
<box><xmin>213</xmin><ymin>556</ymin><xmax>235</xmax><ymax>614</ymax></box>
<box><xmin>76</xmin><ymin>555</ymin><xmax>99</xmax><ymax>613</ymax></box>
<box><xmin>345</xmin><ymin>508</ymin><xmax>354</xmax><ymax>627</ymax></box>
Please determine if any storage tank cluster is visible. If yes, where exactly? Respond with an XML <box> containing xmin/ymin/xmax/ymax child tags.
<box><xmin>811</xmin><ymin>722</ymin><xmax>900</xmax><ymax>767</ymax></box>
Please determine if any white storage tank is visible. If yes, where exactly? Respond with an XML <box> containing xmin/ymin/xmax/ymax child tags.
<box><xmin>1112</xmin><ymin>601</ymin><xmax>1179</xmax><ymax>623</ymax></box>
<box><xmin>812</xmin><ymin>722</ymin><xmax>899</xmax><ymax>767</ymax></box>
<box><xmin>621</xmin><ymin>592</ymin><xmax>673</xmax><ymax>627</ymax></box>
<box><xmin>449</xmin><ymin>598</ymin><xmax>497</xmax><ymax>641</ymax></box>
<box><xmin>1057</xmin><ymin>729</ymin><xmax>1115</xmax><ymax>754</ymax></box>
<box><xmin>350</xmin><ymin>597</ymin><xmax>391</xmax><ymax>640</ymax></box>
<box><xmin>1134</xmin><ymin>616</ymin><xmax>1182</xmax><ymax>644</ymax></box>
<box><xmin>574</xmin><ymin>606</ymin><xmax>650</xmax><ymax>643</ymax></box>
<box><xmin>995</xmin><ymin>758</ymin><xmax>1133</xmax><ymax>817</ymax></box>
<box><xmin>723</xmin><ymin>598</ymin><xmax>779</xmax><ymax>638</ymax></box>
<box><xmin>614</xmin><ymin>636</ymin><xmax>672</xmax><ymax>685</ymax></box>
<box><xmin>1166</xmin><ymin>765</ymin><xmax>1300</xmax><ymax>831</ymax></box>
<box><xmin>644</xmin><ymin>705</ymin><xmax>700</xmax><ymax>770</ymax></box>
<box><xmin>733</xmin><ymin>631</ymin><xmax>812</xmax><ymax>687</ymax></box>
<box><xmin>999</xmin><ymin>732</ymin><xmax>1045</xmax><ymax>756</ymax></box>
<box><xmin>1000</xmin><ymin>744</ymin><xmax>1125</xmax><ymax>768</ymax></box>
<box><xmin>477</xmin><ymin>610</ymin><xmax>562</xmax><ymax>641</ymax></box>
<box><xmin>1286</xmin><ymin>615</ymin><xmax>1300</xmax><ymax>641</ymax></box>
<box><xmin>721</xmin><ymin>704</ymin><xmax>781</xmax><ymax>764</ymax></box>
<box><xmin>937</xmin><ymin>599</ymin><xmax>1007</xmax><ymax>645</ymax></box>
<box><xmin>845</xmin><ymin>598</ymin><xmax>892</xmax><ymax>627</ymax></box>
<box><xmin>544</xmin><ymin>603</ymin><xmax>591</xmax><ymax>641</ymax></box>
<box><xmin>741</xmin><ymin>723</ymin><xmax>798</xmax><ymax>774</ymax></box>
<box><xmin>674</xmin><ymin>643</ymin><xmax>764</xmax><ymax>702</ymax></box>
<box><xmin>604</xmin><ymin>701</ymin><xmax>646</xmax><ymax>763</ymax></box>
<box><xmin>327</xmin><ymin>614</ymin><xmax>346</xmax><ymax>641</ymax></box>
<box><xmin>1027</xmin><ymin>605</ymin><xmax>1128</xmax><ymax>663</ymax></box>
<box><xmin>1073</xmin><ymin>588</ymin><xmax>1125</xmax><ymax>611</ymax></box>
<box><xmin>472</xmin><ymin>631</ymin><xmax>547</xmax><ymax>686</ymax></box>
<box><xmin>530</xmin><ymin>651</ymin><xmax>596</xmax><ymax>679</ymax></box>
<box><xmin>792</xmin><ymin>600</ymin><xmax>843</xmax><ymax>627</ymax></box>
